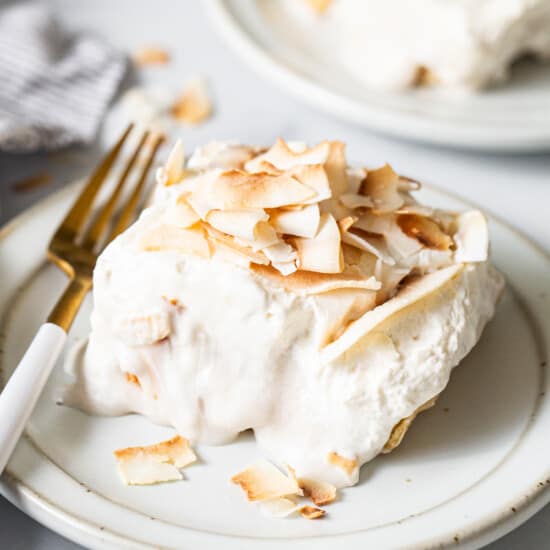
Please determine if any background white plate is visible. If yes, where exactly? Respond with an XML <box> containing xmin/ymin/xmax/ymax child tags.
<box><xmin>0</xmin><ymin>184</ymin><xmax>549</xmax><ymax>549</ymax></box>
<box><xmin>209</xmin><ymin>0</ymin><xmax>550</xmax><ymax>152</ymax></box>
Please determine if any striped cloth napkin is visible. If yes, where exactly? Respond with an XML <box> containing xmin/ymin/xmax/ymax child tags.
<box><xmin>0</xmin><ymin>2</ymin><xmax>127</xmax><ymax>153</ymax></box>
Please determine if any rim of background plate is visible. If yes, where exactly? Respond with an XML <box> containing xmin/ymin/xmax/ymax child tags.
<box><xmin>207</xmin><ymin>0</ymin><xmax>550</xmax><ymax>153</ymax></box>
<box><xmin>0</xmin><ymin>182</ymin><xmax>548</xmax><ymax>550</ymax></box>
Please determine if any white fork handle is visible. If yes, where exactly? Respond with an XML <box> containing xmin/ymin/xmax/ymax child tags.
<box><xmin>0</xmin><ymin>323</ymin><xmax>66</xmax><ymax>474</ymax></box>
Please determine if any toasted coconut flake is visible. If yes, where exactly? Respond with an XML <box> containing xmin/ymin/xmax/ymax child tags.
<box><xmin>140</xmin><ymin>224</ymin><xmax>211</xmax><ymax>258</ymax></box>
<box><xmin>353</xmin><ymin>212</ymin><xmax>393</xmax><ymax>235</ymax></box>
<box><xmin>165</xmin><ymin>196</ymin><xmax>201</xmax><ymax>228</ymax></box>
<box><xmin>355</xmin><ymin>213</ymin><xmax>423</xmax><ymax>259</ymax></box>
<box><xmin>206</xmin><ymin>209</ymin><xmax>269</xmax><ymax>241</ymax></box>
<box><xmin>212</xmin><ymin>241</ymin><xmax>251</xmax><ymax>268</ymax></box>
<box><xmin>322</xmin><ymin>264</ymin><xmax>463</xmax><ymax>362</ymax></box>
<box><xmin>205</xmin><ymin>225</ymin><xmax>270</xmax><ymax>265</ymax></box>
<box><xmin>453</xmin><ymin>210</ymin><xmax>488</xmax><ymax>263</ymax></box>
<box><xmin>263</xmin><ymin>242</ymin><xmax>298</xmax><ymax>263</ymax></box>
<box><xmin>305</xmin><ymin>0</ymin><xmax>333</xmax><ymax>13</ymax></box>
<box><xmin>247</xmin><ymin>159</ymin><xmax>282</xmax><ymax>175</ymax></box>
<box><xmin>270</xmin><ymin>204</ymin><xmax>320</xmax><ymax>238</ymax></box>
<box><xmin>231</xmin><ymin>460</ymin><xmax>303</xmax><ymax>501</ymax></box>
<box><xmin>397</xmin><ymin>175</ymin><xmax>422</xmax><ymax>191</ymax></box>
<box><xmin>171</xmin><ymin>78</ymin><xmax>212</xmax><ymax>125</ymax></box>
<box><xmin>341</xmin><ymin>228</ymin><xmax>396</xmax><ymax>265</ymax></box>
<box><xmin>337</xmin><ymin>216</ymin><xmax>358</xmax><ymax>233</ymax></box>
<box><xmin>300</xmin><ymin>506</ymin><xmax>326</xmax><ymax>519</ymax></box>
<box><xmin>374</xmin><ymin>261</ymin><xmax>411</xmax><ymax>304</ymax></box>
<box><xmin>124</xmin><ymin>372</ymin><xmax>141</xmax><ymax>387</ymax></box>
<box><xmin>298</xmin><ymin>478</ymin><xmax>337</xmax><ymax>505</ymax></box>
<box><xmin>325</xmin><ymin>141</ymin><xmax>348</xmax><ymax>196</ymax></box>
<box><xmin>327</xmin><ymin>452</ymin><xmax>358</xmax><ymax>476</ymax></box>
<box><xmin>248</xmin><ymin>222</ymin><xmax>280</xmax><ymax>250</ymax></box>
<box><xmin>385</xmin><ymin>223</ymin><xmax>424</xmax><ymax>259</ymax></box>
<box><xmin>272</xmin><ymin>261</ymin><xmax>298</xmax><ymax>276</ymax></box>
<box><xmin>196</xmin><ymin>170</ymin><xmax>316</xmax><ymax>212</ymax></box>
<box><xmin>294</xmin><ymin>213</ymin><xmax>343</xmax><ymax>274</ymax></box>
<box><xmin>398</xmin><ymin>214</ymin><xmax>453</xmax><ymax>250</ymax></box>
<box><xmin>260</xmin><ymin>497</ymin><xmax>299</xmax><ymax>518</ymax></box>
<box><xmin>414</xmin><ymin>65</ymin><xmax>439</xmax><ymax>87</ymax></box>
<box><xmin>339</xmin><ymin>193</ymin><xmax>374</xmax><ymax>209</ymax></box>
<box><xmin>245</xmin><ymin>138</ymin><xmax>330</xmax><ymax>172</ymax></box>
<box><xmin>133</xmin><ymin>46</ymin><xmax>170</xmax><ymax>66</ymax></box>
<box><xmin>289</xmin><ymin>164</ymin><xmax>332</xmax><ymax>203</ymax></box>
<box><xmin>360</xmin><ymin>164</ymin><xmax>404</xmax><ymax>213</ymax></box>
<box><xmin>164</xmin><ymin>140</ymin><xmax>185</xmax><ymax>185</ymax></box>
<box><xmin>395</xmin><ymin>203</ymin><xmax>434</xmax><ymax>217</ymax></box>
<box><xmin>114</xmin><ymin>435</ymin><xmax>196</xmax><ymax>485</ymax></box>
<box><xmin>252</xmin><ymin>264</ymin><xmax>380</xmax><ymax>294</ymax></box>
<box><xmin>187</xmin><ymin>142</ymin><xmax>258</xmax><ymax>170</ymax></box>
<box><xmin>345</xmin><ymin>167</ymin><xmax>367</xmax><ymax>194</ymax></box>
<box><xmin>115</xmin><ymin>456</ymin><xmax>182</xmax><ymax>485</ymax></box>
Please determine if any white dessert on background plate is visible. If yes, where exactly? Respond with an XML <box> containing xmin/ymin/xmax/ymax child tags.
<box><xmin>64</xmin><ymin>138</ymin><xmax>504</xmax><ymax>488</ymax></box>
<box><xmin>302</xmin><ymin>0</ymin><xmax>550</xmax><ymax>90</ymax></box>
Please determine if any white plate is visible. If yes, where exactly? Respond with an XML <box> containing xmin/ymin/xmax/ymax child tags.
<box><xmin>208</xmin><ymin>0</ymin><xmax>550</xmax><ymax>152</ymax></box>
<box><xmin>0</xmin><ymin>182</ymin><xmax>549</xmax><ymax>550</ymax></box>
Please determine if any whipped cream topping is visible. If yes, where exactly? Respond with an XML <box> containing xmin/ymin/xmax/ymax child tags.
<box><xmin>64</xmin><ymin>139</ymin><xmax>504</xmax><ymax>487</ymax></box>
<box><xmin>301</xmin><ymin>0</ymin><xmax>550</xmax><ymax>90</ymax></box>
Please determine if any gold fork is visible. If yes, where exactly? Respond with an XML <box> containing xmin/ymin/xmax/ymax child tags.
<box><xmin>0</xmin><ymin>124</ymin><xmax>164</xmax><ymax>473</ymax></box>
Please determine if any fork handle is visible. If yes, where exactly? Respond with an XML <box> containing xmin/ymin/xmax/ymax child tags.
<box><xmin>0</xmin><ymin>323</ymin><xmax>66</xmax><ymax>474</ymax></box>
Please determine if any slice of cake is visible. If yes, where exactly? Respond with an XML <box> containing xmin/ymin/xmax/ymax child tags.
<box><xmin>64</xmin><ymin>138</ymin><xmax>504</xmax><ymax>488</ymax></box>
<box><xmin>302</xmin><ymin>0</ymin><xmax>550</xmax><ymax>90</ymax></box>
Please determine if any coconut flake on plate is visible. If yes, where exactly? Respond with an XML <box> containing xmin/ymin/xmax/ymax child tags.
<box><xmin>260</xmin><ymin>497</ymin><xmax>300</xmax><ymax>518</ymax></box>
<box><xmin>114</xmin><ymin>435</ymin><xmax>196</xmax><ymax>485</ymax></box>
<box><xmin>231</xmin><ymin>460</ymin><xmax>304</xmax><ymax>501</ymax></box>
<box><xmin>298</xmin><ymin>478</ymin><xmax>337</xmax><ymax>505</ymax></box>
<box><xmin>133</xmin><ymin>46</ymin><xmax>170</xmax><ymax>66</ymax></box>
<box><xmin>299</xmin><ymin>506</ymin><xmax>326</xmax><ymax>519</ymax></box>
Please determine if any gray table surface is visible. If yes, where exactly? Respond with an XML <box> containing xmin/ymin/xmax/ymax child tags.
<box><xmin>1</xmin><ymin>0</ymin><xmax>549</xmax><ymax>548</ymax></box>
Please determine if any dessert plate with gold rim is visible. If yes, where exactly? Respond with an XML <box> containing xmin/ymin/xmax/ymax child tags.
<box><xmin>208</xmin><ymin>0</ymin><xmax>550</xmax><ymax>152</ymax></box>
<box><xmin>0</xmin><ymin>182</ymin><xmax>549</xmax><ymax>550</ymax></box>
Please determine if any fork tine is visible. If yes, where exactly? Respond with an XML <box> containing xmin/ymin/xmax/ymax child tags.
<box><xmin>81</xmin><ymin>131</ymin><xmax>150</xmax><ymax>251</ymax></box>
<box><xmin>107</xmin><ymin>133</ymin><xmax>165</xmax><ymax>243</ymax></box>
<box><xmin>52</xmin><ymin>123</ymin><xmax>133</xmax><ymax>243</ymax></box>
